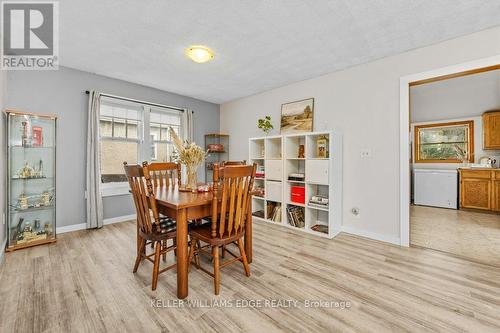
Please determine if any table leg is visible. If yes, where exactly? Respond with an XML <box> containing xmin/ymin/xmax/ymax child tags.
<box><xmin>245</xmin><ymin>200</ymin><xmax>253</xmax><ymax>263</ymax></box>
<box><xmin>176</xmin><ymin>208</ymin><xmax>188</xmax><ymax>299</ymax></box>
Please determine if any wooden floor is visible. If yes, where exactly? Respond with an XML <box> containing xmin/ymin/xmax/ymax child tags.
<box><xmin>2</xmin><ymin>220</ymin><xmax>500</xmax><ymax>333</ymax></box>
<box><xmin>411</xmin><ymin>205</ymin><xmax>500</xmax><ymax>267</ymax></box>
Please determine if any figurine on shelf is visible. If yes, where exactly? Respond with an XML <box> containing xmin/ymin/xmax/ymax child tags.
<box><xmin>44</xmin><ymin>223</ymin><xmax>52</xmax><ymax>235</ymax></box>
<box><xmin>298</xmin><ymin>144</ymin><xmax>305</xmax><ymax>158</ymax></box>
<box><xmin>21</xmin><ymin>121</ymin><xmax>32</xmax><ymax>147</ymax></box>
<box><xmin>18</xmin><ymin>194</ymin><xmax>29</xmax><ymax>210</ymax></box>
<box><xmin>34</xmin><ymin>219</ymin><xmax>41</xmax><ymax>231</ymax></box>
<box><xmin>40</xmin><ymin>191</ymin><xmax>50</xmax><ymax>206</ymax></box>
<box><xmin>19</xmin><ymin>162</ymin><xmax>34</xmax><ymax>178</ymax></box>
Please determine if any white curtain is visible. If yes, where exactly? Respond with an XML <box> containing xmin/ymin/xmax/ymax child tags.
<box><xmin>86</xmin><ymin>90</ymin><xmax>104</xmax><ymax>229</ymax></box>
<box><xmin>183</xmin><ymin>109</ymin><xmax>194</xmax><ymax>142</ymax></box>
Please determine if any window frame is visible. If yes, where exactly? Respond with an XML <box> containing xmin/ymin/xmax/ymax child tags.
<box><xmin>413</xmin><ymin>120</ymin><xmax>474</xmax><ymax>163</ymax></box>
<box><xmin>99</xmin><ymin>98</ymin><xmax>186</xmax><ymax>197</ymax></box>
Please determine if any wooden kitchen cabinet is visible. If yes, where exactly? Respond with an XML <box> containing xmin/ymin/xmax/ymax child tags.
<box><xmin>483</xmin><ymin>110</ymin><xmax>500</xmax><ymax>150</ymax></box>
<box><xmin>494</xmin><ymin>171</ymin><xmax>500</xmax><ymax>212</ymax></box>
<box><xmin>459</xmin><ymin>169</ymin><xmax>500</xmax><ymax>212</ymax></box>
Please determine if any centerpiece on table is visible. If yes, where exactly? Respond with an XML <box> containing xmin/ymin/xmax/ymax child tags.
<box><xmin>169</xmin><ymin>127</ymin><xmax>207</xmax><ymax>192</ymax></box>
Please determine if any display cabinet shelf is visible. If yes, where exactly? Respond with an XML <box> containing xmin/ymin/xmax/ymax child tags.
<box><xmin>5</xmin><ymin>109</ymin><xmax>57</xmax><ymax>252</ymax></box>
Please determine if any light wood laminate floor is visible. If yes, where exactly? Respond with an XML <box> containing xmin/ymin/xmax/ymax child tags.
<box><xmin>411</xmin><ymin>205</ymin><xmax>500</xmax><ymax>267</ymax></box>
<box><xmin>2</xmin><ymin>220</ymin><xmax>500</xmax><ymax>332</ymax></box>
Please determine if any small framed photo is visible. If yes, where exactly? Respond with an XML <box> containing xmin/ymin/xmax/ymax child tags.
<box><xmin>280</xmin><ymin>98</ymin><xmax>314</xmax><ymax>134</ymax></box>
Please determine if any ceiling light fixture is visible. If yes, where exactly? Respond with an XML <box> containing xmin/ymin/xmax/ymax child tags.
<box><xmin>185</xmin><ymin>45</ymin><xmax>214</xmax><ymax>63</ymax></box>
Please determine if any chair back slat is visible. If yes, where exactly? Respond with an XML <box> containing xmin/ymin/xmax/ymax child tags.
<box><xmin>147</xmin><ymin>162</ymin><xmax>181</xmax><ymax>191</ymax></box>
<box><xmin>211</xmin><ymin>163</ymin><xmax>256</xmax><ymax>238</ymax></box>
<box><xmin>222</xmin><ymin>160</ymin><xmax>246</xmax><ymax>166</ymax></box>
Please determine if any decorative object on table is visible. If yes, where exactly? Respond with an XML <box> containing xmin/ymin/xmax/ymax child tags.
<box><xmin>32</xmin><ymin>126</ymin><xmax>43</xmax><ymax>146</ymax></box>
<box><xmin>257</xmin><ymin>115</ymin><xmax>274</xmax><ymax>134</ymax></box>
<box><xmin>316</xmin><ymin>135</ymin><xmax>329</xmax><ymax>158</ymax></box>
<box><xmin>21</xmin><ymin>120</ymin><xmax>32</xmax><ymax>147</ymax></box>
<box><xmin>18</xmin><ymin>194</ymin><xmax>29</xmax><ymax>210</ymax></box>
<box><xmin>280</xmin><ymin>98</ymin><xmax>314</xmax><ymax>134</ymax></box>
<box><xmin>6</xmin><ymin>109</ymin><xmax>57</xmax><ymax>252</ymax></box>
<box><xmin>204</xmin><ymin>134</ymin><xmax>229</xmax><ymax>181</ymax></box>
<box><xmin>170</xmin><ymin>126</ymin><xmax>207</xmax><ymax>192</ymax></box>
<box><xmin>298</xmin><ymin>144</ymin><xmax>305</xmax><ymax>158</ymax></box>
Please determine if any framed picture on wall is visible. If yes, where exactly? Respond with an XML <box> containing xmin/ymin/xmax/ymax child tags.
<box><xmin>280</xmin><ymin>98</ymin><xmax>314</xmax><ymax>134</ymax></box>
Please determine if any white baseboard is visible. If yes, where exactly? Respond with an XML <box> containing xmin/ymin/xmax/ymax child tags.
<box><xmin>104</xmin><ymin>214</ymin><xmax>136</xmax><ymax>225</ymax></box>
<box><xmin>56</xmin><ymin>214</ymin><xmax>136</xmax><ymax>235</ymax></box>
<box><xmin>57</xmin><ymin>223</ymin><xmax>87</xmax><ymax>234</ymax></box>
<box><xmin>341</xmin><ymin>225</ymin><xmax>400</xmax><ymax>246</ymax></box>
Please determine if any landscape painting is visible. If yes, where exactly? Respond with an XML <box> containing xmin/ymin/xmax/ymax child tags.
<box><xmin>280</xmin><ymin>98</ymin><xmax>314</xmax><ymax>134</ymax></box>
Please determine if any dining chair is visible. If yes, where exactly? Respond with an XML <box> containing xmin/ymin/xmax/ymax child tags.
<box><xmin>124</xmin><ymin>162</ymin><xmax>177</xmax><ymax>291</ymax></box>
<box><xmin>147</xmin><ymin>162</ymin><xmax>182</xmax><ymax>190</ymax></box>
<box><xmin>188</xmin><ymin>162</ymin><xmax>257</xmax><ymax>295</ymax></box>
<box><xmin>144</xmin><ymin>162</ymin><xmax>182</xmax><ymax>255</ymax></box>
<box><xmin>222</xmin><ymin>160</ymin><xmax>247</xmax><ymax>166</ymax></box>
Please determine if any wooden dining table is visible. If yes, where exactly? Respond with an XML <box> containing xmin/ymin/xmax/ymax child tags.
<box><xmin>154</xmin><ymin>185</ymin><xmax>254</xmax><ymax>299</ymax></box>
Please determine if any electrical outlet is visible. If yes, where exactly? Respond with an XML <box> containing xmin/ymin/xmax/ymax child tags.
<box><xmin>360</xmin><ymin>149</ymin><xmax>372</xmax><ymax>159</ymax></box>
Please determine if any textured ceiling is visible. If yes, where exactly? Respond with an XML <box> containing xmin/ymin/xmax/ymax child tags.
<box><xmin>60</xmin><ymin>1</ymin><xmax>500</xmax><ymax>104</ymax></box>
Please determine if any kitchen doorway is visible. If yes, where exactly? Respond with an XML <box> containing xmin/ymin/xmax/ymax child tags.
<box><xmin>400</xmin><ymin>60</ymin><xmax>500</xmax><ymax>266</ymax></box>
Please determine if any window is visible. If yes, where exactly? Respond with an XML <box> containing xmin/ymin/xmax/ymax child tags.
<box><xmin>99</xmin><ymin>96</ymin><xmax>185</xmax><ymax>192</ymax></box>
<box><xmin>414</xmin><ymin>120</ymin><xmax>474</xmax><ymax>163</ymax></box>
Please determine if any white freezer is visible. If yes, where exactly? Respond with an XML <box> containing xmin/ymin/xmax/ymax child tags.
<box><xmin>413</xmin><ymin>169</ymin><xmax>458</xmax><ymax>209</ymax></box>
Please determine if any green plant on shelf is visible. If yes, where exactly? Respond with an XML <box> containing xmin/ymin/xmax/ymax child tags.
<box><xmin>257</xmin><ymin>116</ymin><xmax>273</xmax><ymax>134</ymax></box>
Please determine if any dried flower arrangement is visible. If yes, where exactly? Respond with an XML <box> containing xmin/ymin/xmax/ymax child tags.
<box><xmin>169</xmin><ymin>127</ymin><xmax>207</xmax><ymax>191</ymax></box>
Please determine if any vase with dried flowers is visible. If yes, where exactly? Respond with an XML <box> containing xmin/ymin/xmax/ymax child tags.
<box><xmin>169</xmin><ymin>127</ymin><xmax>207</xmax><ymax>191</ymax></box>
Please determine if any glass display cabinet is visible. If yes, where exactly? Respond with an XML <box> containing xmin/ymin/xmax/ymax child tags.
<box><xmin>205</xmin><ymin>134</ymin><xmax>229</xmax><ymax>181</ymax></box>
<box><xmin>5</xmin><ymin>110</ymin><xmax>57</xmax><ymax>251</ymax></box>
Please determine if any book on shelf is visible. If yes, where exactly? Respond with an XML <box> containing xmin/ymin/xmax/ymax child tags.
<box><xmin>286</xmin><ymin>205</ymin><xmax>305</xmax><ymax>228</ymax></box>
<box><xmin>266</xmin><ymin>201</ymin><xmax>282</xmax><ymax>222</ymax></box>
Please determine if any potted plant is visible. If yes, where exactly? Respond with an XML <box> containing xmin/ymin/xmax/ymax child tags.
<box><xmin>257</xmin><ymin>115</ymin><xmax>273</xmax><ymax>135</ymax></box>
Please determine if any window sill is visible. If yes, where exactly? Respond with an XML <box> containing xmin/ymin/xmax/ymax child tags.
<box><xmin>101</xmin><ymin>182</ymin><xmax>130</xmax><ymax>197</ymax></box>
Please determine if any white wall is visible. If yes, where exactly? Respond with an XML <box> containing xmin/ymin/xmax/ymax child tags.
<box><xmin>410</xmin><ymin>69</ymin><xmax>500</xmax><ymax>123</ymax></box>
<box><xmin>221</xmin><ymin>26</ymin><xmax>500</xmax><ymax>244</ymax></box>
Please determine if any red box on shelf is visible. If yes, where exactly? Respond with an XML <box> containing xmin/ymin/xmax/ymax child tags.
<box><xmin>290</xmin><ymin>186</ymin><xmax>305</xmax><ymax>204</ymax></box>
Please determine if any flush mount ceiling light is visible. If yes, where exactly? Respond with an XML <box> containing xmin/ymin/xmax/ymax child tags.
<box><xmin>185</xmin><ymin>45</ymin><xmax>214</xmax><ymax>63</ymax></box>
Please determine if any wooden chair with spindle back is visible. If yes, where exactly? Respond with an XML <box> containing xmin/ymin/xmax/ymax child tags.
<box><xmin>147</xmin><ymin>162</ymin><xmax>182</xmax><ymax>190</ymax></box>
<box><xmin>144</xmin><ymin>162</ymin><xmax>182</xmax><ymax>254</ymax></box>
<box><xmin>124</xmin><ymin>162</ymin><xmax>178</xmax><ymax>291</ymax></box>
<box><xmin>188</xmin><ymin>162</ymin><xmax>257</xmax><ymax>295</ymax></box>
<box><xmin>221</xmin><ymin>160</ymin><xmax>246</xmax><ymax>166</ymax></box>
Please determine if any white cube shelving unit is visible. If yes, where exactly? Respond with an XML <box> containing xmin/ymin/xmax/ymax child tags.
<box><xmin>249</xmin><ymin>131</ymin><xmax>342</xmax><ymax>239</ymax></box>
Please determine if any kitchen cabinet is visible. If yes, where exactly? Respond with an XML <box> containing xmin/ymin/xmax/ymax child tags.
<box><xmin>483</xmin><ymin>110</ymin><xmax>500</xmax><ymax>150</ymax></box>
<box><xmin>459</xmin><ymin>169</ymin><xmax>499</xmax><ymax>212</ymax></box>
<box><xmin>494</xmin><ymin>171</ymin><xmax>500</xmax><ymax>212</ymax></box>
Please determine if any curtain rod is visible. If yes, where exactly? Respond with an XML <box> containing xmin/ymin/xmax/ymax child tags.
<box><xmin>85</xmin><ymin>90</ymin><xmax>189</xmax><ymax>113</ymax></box>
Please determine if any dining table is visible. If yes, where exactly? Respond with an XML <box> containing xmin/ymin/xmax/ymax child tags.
<box><xmin>153</xmin><ymin>185</ymin><xmax>254</xmax><ymax>299</ymax></box>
